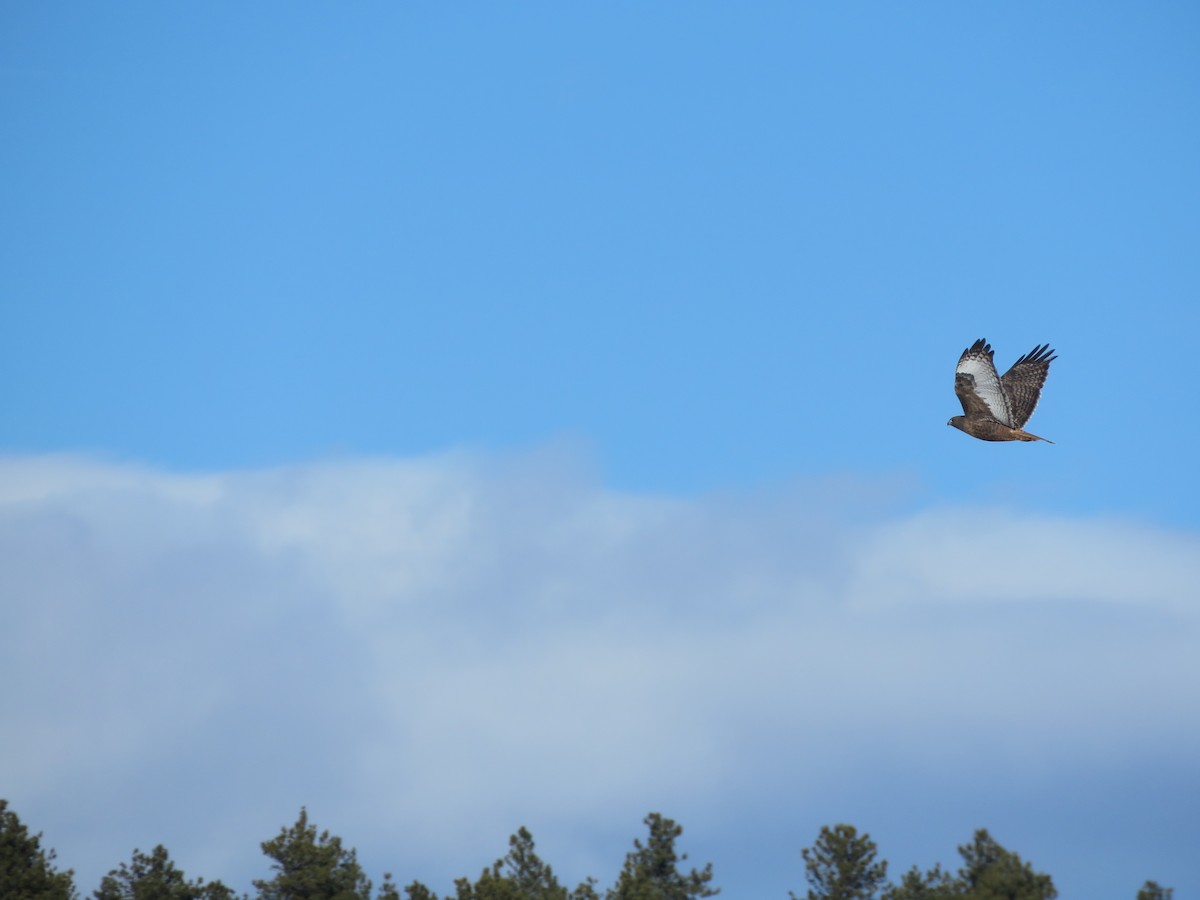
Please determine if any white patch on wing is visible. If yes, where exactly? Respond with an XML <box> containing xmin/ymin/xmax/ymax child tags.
<box><xmin>957</xmin><ymin>353</ymin><xmax>1011</xmax><ymax>424</ymax></box>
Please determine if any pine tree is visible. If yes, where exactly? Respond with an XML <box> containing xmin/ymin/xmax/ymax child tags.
<box><xmin>955</xmin><ymin>830</ymin><xmax>1055</xmax><ymax>900</ymax></box>
<box><xmin>794</xmin><ymin>825</ymin><xmax>886</xmax><ymax>900</ymax></box>
<box><xmin>254</xmin><ymin>808</ymin><xmax>373</xmax><ymax>900</ymax></box>
<box><xmin>882</xmin><ymin>864</ymin><xmax>957</xmax><ymax>900</ymax></box>
<box><xmin>452</xmin><ymin>826</ymin><xmax>594</xmax><ymax>900</ymax></box>
<box><xmin>94</xmin><ymin>844</ymin><xmax>236</xmax><ymax>900</ymax></box>
<box><xmin>0</xmin><ymin>799</ymin><xmax>78</xmax><ymax>900</ymax></box>
<box><xmin>1135</xmin><ymin>881</ymin><xmax>1173</xmax><ymax>900</ymax></box>
<box><xmin>502</xmin><ymin>828</ymin><xmax>570</xmax><ymax>900</ymax></box>
<box><xmin>608</xmin><ymin>813</ymin><xmax>717</xmax><ymax>900</ymax></box>
<box><xmin>404</xmin><ymin>883</ymin><xmax>440</xmax><ymax>900</ymax></box>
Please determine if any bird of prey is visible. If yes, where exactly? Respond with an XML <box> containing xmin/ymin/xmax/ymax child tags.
<box><xmin>948</xmin><ymin>338</ymin><xmax>1057</xmax><ymax>443</ymax></box>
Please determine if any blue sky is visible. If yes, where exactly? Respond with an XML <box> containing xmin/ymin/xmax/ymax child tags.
<box><xmin>2</xmin><ymin>3</ymin><xmax>1198</xmax><ymax>899</ymax></box>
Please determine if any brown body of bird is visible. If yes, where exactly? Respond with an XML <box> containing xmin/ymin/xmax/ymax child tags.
<box><xmin>948</xmin><ymin>339</ymin><xmax>1057</xmax><ymax>443</ymax></box>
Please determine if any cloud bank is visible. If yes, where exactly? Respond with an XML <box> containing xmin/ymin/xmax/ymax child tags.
<box><xmin>1</xmin><ymin>451</ymin><xmax>1196</xmax><ymax>897</ymax></box>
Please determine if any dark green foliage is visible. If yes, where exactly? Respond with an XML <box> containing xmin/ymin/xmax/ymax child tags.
<box><xmin>375</xmin><ymin>875</ymin><xmax>401</xmax><ymax>900</ymax></box>
<box><xmin>0</xmin><ymin>798</ymin><xmax>78</xmax><ymax>900</ymax></box>
<box><xmin>500</xmin><ymin>827</ymin><xmax>569</xmax><ymax>900</ymax></box>
<box><xmin>451</xmin><ymin>826</ymin><xmax>595</xmax><ymax>900</ymax></box>
<box><xmin>883</xmin><ymin>830</ymin><xmax>1055</xmax><ymax>900</ymax></box>
<box><xmin>1136</xmin><ymin>881</ymin><xmax>1173</xmax><ymax>900</ymax></box>
<box><xmin>882</xmin><ymin>865</ymin><xmax>957</xmax><ymax>900</ymax></box>
<box><xmin>453</xmin><ymin>826</ymin><xmax>564</xmax><ymax>900</ymax></box>
<box><xmin>955</xmin><ymin>830</ymin><xmax>1055</xmax><ymax>900</ymax></box>
<box><xmin>254</xmin><ymin>807</ymin><xmax>373</xmax><ymax>900</ymax></box>
<box><xmin>404</xmin><ymin>883</ymin><xmax>440</xmax><ymax>900</ymax></box>
<box><xmin>0</xmin><ymin>800</ymin><xmax>1132</xmax><ymax>900</ymax></box>
<box><xmin>94</xmin><ymin>845</ymin><xmax>236</xmax><ymax>900</ymax></box>
<box><xmin>794</xmin><ymin>825</ymin><xmax>887</xmax><ymax>900</ymax></box>
<box><xmin>608</xmin><ymin>813</ymin><xmax>717</xmax><ymax>900</ymax></box>
<box><xmin>452</xmin><ymin>869</ymin><xmax>520</xmax><ymax>900</ymax></box>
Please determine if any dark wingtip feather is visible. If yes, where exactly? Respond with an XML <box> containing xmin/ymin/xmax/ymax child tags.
<box><xmin>1014</xmin><ymin>343</ymin><xmax>1058</xmax><ymax>366</ymax></box>
<box><xmin>962</xmin><ymin>338</ymin><xmax>992</xmax><ymax>359</ymax></box>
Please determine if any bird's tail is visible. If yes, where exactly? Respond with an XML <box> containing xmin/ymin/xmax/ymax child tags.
<box><xmin>1018</xmin><ymin>430</ymin><xmax>1054</xmax><ymax>444</ymax></box>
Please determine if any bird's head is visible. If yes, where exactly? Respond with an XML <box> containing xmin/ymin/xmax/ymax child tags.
<box><xmin>947</xmin><ymin>416</ymin><xmax>965</xmax><ymax>431</ymax></box>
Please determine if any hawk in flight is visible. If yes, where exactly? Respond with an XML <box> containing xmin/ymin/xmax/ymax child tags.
<box><xmin>948</xmin><ymin>338</ymin><xmax>1057</xmax><ymax>443</ymax></box>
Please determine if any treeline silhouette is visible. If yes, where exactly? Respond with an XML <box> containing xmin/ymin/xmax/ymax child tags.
<box><xmin>0</xmin><ymin>799</ymin><xmax>1174</xmax><ymax>900</ymax></box>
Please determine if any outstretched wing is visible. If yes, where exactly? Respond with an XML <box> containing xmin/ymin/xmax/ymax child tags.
<box><xmin>1001</xmin><ymin>343</ymin><xmax>1056</xmax><ymax>428</ymax></box>
<box><xmin>955</xmin><ymin>339</ymin><xmax>1011</xmax><ymax>424</ymax></box>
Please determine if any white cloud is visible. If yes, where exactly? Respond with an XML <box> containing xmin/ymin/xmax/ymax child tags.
<box><xmin>845</xmin><ymin>507</ymin><xmax>1200</xmax><ymax>613</ymax></box>
<box><xmin>1</xmin><ymin>451</ymin><xmax>1197</xmax><ymax>895</ymax></box>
